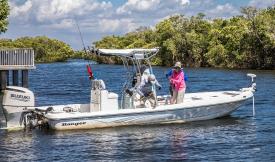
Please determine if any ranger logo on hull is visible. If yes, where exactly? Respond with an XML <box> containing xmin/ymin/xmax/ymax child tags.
<box><xmin>62</xmin><ymin>122</ymin><xmax>87</xmax><ymax>126</ymax></box>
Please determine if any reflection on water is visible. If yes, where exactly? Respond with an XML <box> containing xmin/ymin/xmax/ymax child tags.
<box><xmin>0</xmin><ymin>117</ymin><xmax>255</xmax><ymax>161</ymax></box>
<box><xmin>0</xmin><ymin>60</ymin><xmax>275</xmax><ymax>161</ymax></box>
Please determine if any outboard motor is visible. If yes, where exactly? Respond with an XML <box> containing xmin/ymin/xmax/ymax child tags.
<box><xmin>1</xmin><ymin>86</ymin><xmax>35</xmax><ymax>129</ymax></box>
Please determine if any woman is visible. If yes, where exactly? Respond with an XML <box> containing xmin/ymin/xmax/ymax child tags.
<box><xmin>166</xmin><ymin>67</ymin><xmax>188</xmax><ymax>96</ymax></box>
<box><xmin>169</xmin><ymin>62</ymin><xmax>186</xmax><ymax>104</ymax></box>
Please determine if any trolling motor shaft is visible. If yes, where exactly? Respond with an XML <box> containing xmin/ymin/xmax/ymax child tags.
<box><xmin>247</xmin><ymin>73</ymin><xmax>257</xmax><ymax>116</ymax></box>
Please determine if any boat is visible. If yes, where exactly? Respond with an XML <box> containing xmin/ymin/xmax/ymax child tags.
<box><xmin>0</xmin><ymin>48</ymin><xmax>257</xmax><ymax>130</ymax></box>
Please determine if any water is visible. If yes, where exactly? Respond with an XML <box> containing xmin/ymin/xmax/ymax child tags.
<box><xmin>0</xmin><ymin>60</ymin><xmax>274</xmax><ymax>161</ymax></box>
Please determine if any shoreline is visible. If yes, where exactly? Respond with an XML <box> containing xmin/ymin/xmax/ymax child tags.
<box><xmin>36</xmin><ymin>58</ymin><xmax>275</xmax><ymax>71</ymax></box>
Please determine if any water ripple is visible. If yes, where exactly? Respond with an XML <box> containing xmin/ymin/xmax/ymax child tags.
<box><xmin>1</xmin><ymin>60</ymin><xmax>275</xmax><ymax>161</ymax></box>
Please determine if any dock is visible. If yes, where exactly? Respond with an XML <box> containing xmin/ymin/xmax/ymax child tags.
<box><xmin>0</xmin><ymin>48</ymin><xmax>35</xmax><ymax>128</ymax></box>
<box><xmin>0</xmin><ymin>48</ymin><xmax>35</xmax><ymax>89</ymax></box>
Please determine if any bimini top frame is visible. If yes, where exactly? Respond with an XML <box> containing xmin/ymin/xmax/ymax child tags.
<box><xmin>96</xmin><ymin>48</ymin><xmax>159</xmax><ymax>60</ymax></box>
<box><xmin>92</xmin><ymin>48</ymin><xmax>160</xmax><ymax>109</ymax></box>
<box><xmin>94</xmin><ymin>48</ymin><xmax>159</xmax><ymax>78</ymax></box>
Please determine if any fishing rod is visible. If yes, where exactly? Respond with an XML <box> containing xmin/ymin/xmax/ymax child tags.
<box><xmin>74</xmin><ymin>17</ymin><xmax>95</xmax><ymax>80</ymax></box>
<box><xmin>74</xmin><ymin>17</ymin><xmax>87</xmax><ymax>54</ymax></box>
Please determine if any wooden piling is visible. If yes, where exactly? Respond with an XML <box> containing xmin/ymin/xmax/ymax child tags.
<box><xmin>12</xmin><ymin>70</ymin><xmax>19</xmax><ymax>86</ymax></box>
<box><xmin>22</xmin><ymin>70</ymin><xmax>29</xmax><ymax>88</ymax></box>
<box><xmin>0</xmin><ymin>71</ymin><xmax>7</xmax><ymax>90</ymax></box>
<box><xmin>6</xmin><ymin>70</ymin><xmax>9</xmax><ymax>86</ymax></box>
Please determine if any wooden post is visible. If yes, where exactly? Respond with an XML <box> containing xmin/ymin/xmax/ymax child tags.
<box><xmin>22</xmin><ymin>70</ymin><xmax>29</xmax><ymax>88</ymax></box>
<box><xmin>12</xmin><ymin>70</ymin><xmax>19</xmax><ymax>86</ymax></box>
<box><xmin>6</xmin><ymin>70</ymin><xmax>9</xmax><ymax>86</ymax></box>
<box><xmin>0</xmin><ymin>94</ymin><xmax>7</xmax><ymax>128</ymax></box>
<box><xmin>0</xmin><ymin>71</ymin><xmax>7</xmax><ymax>90</ymax></box>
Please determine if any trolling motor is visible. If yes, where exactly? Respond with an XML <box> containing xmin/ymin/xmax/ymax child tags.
<box><xmin>246</xmin><ymin>73</ymin><xmax>257</xmax><ymax>116</ymax></box>
<box><xmin>247</xmin><ymin>73</ymin><xmax>256</xmax><ymax>91</ymax></box>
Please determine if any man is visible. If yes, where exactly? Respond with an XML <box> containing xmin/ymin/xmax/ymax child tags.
<box><xmin>137</xmin><ymin>74</ymin><xmax>162</xmax><ymax>108</ymax></box>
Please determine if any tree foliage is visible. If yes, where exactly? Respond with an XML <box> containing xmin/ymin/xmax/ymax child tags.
<box><xmin>0</xmin><ymin>5</ymin><xmax>274</xmax><ymax>69</ymax></box>
<box><xmin>94</xmin><ymin>6</ymin><xmax>275</xmax><ymax>69</ymax></box>
<box><xmin>0</xmin><ymin>36</ymin><xmax>74</xmax><ymax>62</ymax></box>
<box><xmin>0</xmin><ymin>0</ymin><xmax>9</xmax><ymax>34</ymax></box>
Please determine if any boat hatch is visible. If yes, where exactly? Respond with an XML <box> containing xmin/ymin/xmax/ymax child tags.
<box><xmin>191</xmin><ymin>97</ymin><xmax>202</xmax><ymax>100</ymax></box>
<box><xmin>223</xmin><ymin>92</ymin><xmax>239</xmax><ymax>97</ymax></box>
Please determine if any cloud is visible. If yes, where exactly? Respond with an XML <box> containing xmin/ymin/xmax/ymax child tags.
<box><xmin>116</xmin><ymin>0</ymin><xmax>190</xmax><ymax>15</ymax></box>
<box><xmin>207</xmin><ymin>3</ymin><xmax>239</xmax><ymax>18</ymax></box>
<box><xmin>37</xmin><ymin>0</ymin><xmax>112</xmax><ymax>22</ymax></box>
<box><xmin>9</xmin><ymin>0</ymin><xmax>112</xmax><ymax>23</ymax></box>
<box><xmin>45</xmin><ymin>19</ymin><xmax>75</xmax><ymax>29</ymax></box>
<box><xmin>116</xmin><ymin>0</ymin><xmax>160</xmax><ymax>14</ymax></box>
<box><xmin>9</xmin><ymin>0</ymin><xmax>32</xmax><ymax>18</ymax></box>
<box><xmin>178</xmin><ymin>0</ymin><xmax>190</xmax><ymax>6</ymax></box>
<box><xmin>98</xmin><ymin>19</ymin><xmax>137</xmax><ymax>33</ymax></box>
<box><xmin>248</xmin><ymin>0</ymin><xmax>275</xmax><ymax>8</ymax></box>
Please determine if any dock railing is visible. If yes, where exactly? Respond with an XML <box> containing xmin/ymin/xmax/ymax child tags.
<box><xmin>0</xmin><ymin>48</ymin><xmax>35</xmax><ymax>70</ymax></box>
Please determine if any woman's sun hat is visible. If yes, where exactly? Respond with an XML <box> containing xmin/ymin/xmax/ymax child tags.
<box><xmin>174</xmin><ymin>62</ymin><xmax>181</xmax><ymax>68</ymax></box>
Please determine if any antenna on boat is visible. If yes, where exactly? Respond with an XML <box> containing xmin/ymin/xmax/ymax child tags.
<box><xmin>247</xmin><ymin>73</ymin><xmax>256</xmax><ymax>116</ymax></box>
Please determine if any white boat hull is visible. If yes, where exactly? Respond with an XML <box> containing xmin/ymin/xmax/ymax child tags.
<box><xmin>48</xmin><ymin>101</ymin><xmax>243</xmax><ymax>130</ymax></box>
<box><xmin>1</xmin><ymin>86</ymin><xmax>254</xmax><ymax>130</ymax></box>
<box><xmin>45</xmin><ymin>90</ymin><xmax>253</xmax><ymax>130</ymax></box>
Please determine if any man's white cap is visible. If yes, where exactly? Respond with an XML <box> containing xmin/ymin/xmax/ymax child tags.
<box><xmin>148</xmin><ymin>74</ymin><xmax>156</xmax><ymax>84</ymax></box>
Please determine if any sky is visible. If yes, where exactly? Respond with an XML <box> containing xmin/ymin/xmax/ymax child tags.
<box><xmin>1</xmin><ymin>0</ymin><xmax>274</xmax><ymax>50</ymax></box>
